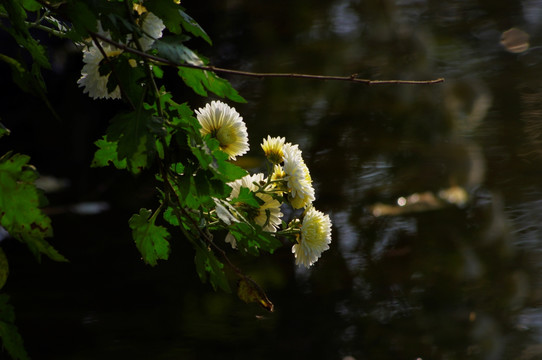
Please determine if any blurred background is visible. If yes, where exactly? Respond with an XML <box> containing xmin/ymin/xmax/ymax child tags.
<box><xmin>3</xmin><ymin>0</ymin><xmax>542</xmax><ymax>359</ymax></box>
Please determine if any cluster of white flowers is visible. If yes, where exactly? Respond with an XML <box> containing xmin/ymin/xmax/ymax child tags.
<box><xmin>77</xmin><ymin>5</ymin><xmax>165</xmax><ymax>99</ymax></box>
<box><xmin>195</xmin><ymin>101</ymin><xmax>332</xmax><ymax>268</ymax></box>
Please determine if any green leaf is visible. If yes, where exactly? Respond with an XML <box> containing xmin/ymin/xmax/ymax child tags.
<box><xmin>129</xmin><ymin>208</ymin><xmax>170</xmax><ymax>266</ymax></box>
<box><xmin>237</xmin><ymin>277</ymin><xmax>274</xmax><ymax>311</ymax></box>
<box><xmin>63</xmin><ymin>0</ymin><xmax>98</xmax><ymax>40</ymax></box>
<box><xmin>0</xmin><ymin>295</ymin><xmax>30</xmax><ymax>360</ymax></box>
<box><xmin>0</xmin><ymin>248</ymin><xmax>8</xmax><ymax>290</ymax></box>
<box><xmin>106</xmin><ymin>110</ymin><xmax>156</xmax><ymax>174</ymax></box>
<box><xmin>194</xmin><ymin>242</ymin><xmax>230</xmax><ymax>292</ymax></box>
<box><xmin>232</xmin><ymin>187</ymin><xmax>261</xmax><ymax>208</ymax></box>
<box><xmin>154</xmin><ymin>36</ymin><xmax>205</xmax><ymax>65</ymax></box>
<box><xmin>3</xmin><ymin>0</ymin><xmax>50</xmax><ymax>70</ymax></box>
<box><xmin>0</xmin><ymin>123</ymin><xmax>10</xmax><ymax>139</ymax></box>
<box><xmin>91</xmin><ymin>136</ymin><xmax>128</xmax><ymax>170</ymax></box>
<box><xmin>179</xmin><ymin>9</ymin><xmax>212</xmax><ymax>45</ymax></box>
<box><xmin>22</xmin><ymin>0</ymin><xmax>41</xmax><ymax>11</ymax></box>
<box><xmin>144</xmin><ymin>0</ymin><xmax>184</xmax><ymax>34</ymax></box>
<box><xmin>228</xmin><ymin>222</ymin><xmax>282</xmax><ymax>255</ymax></box>
<box><xmin>0</xmin><ymin>153</ymin><xmax>67</xmax><ymax>262</ymax></box>
<box><xmin>104</xmin><ymin>54</ymin><xmax>146</xmax><ymax>107</ymax></box>
<box><xmin>177</xmin><ymin>67</ymin><xmax>246</xmax><ymax>103</ymax></box>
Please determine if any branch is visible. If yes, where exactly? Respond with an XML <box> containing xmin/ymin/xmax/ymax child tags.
<box><xmin>91</xmin><ymin>32</ymin><xmax>444</xmax><ymax>85</ymax></box>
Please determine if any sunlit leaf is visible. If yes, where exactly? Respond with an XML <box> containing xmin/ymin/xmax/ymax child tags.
<box><xmin>129</xmin><ymin>208</ymin><xmax>170</xmax><ymax>266</ymax></box>
<box><xmin>177</xmin><ymin>67</ymin><xmax>246</xmax><ymax>103</ymax></box>
<box><xmin>0</xmin><ymin>153</ymin><xmax>67</xmax><ymax>262</ymax></box>
<box><xmin>237</xmin><ymin>277</ymin><xmax>274</xmax><ymax>311</ymax></box>
<box><xmin>0</xmin><ymin>295</ymin><xmax>30</xmax><ymax>360</ymax></box>
<box><xmin>213</xmin><ymin>198</ymin><xmax>239</xmax><ymax>226</ymax></box>
<box><xmin>91</xmin><ymin>136</ymin><xmax>127</xmax><ymax>170</ymax></box>
<box><xmin>231</xmin><ymin>187</ymin><xmax>261</xmax><ymax>208</ymax></box>
<box><xmin>179</xmin><ymin>9</ymin><xmax>212</xmax><ymax>45</ymax></box>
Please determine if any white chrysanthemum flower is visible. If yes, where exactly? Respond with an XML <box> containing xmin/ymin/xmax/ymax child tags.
<box><xmin>261</xmin><ymin>136</ymin><xmax>286</xmax><ymax>164</ymax></box>
<box><xmin>77</xmin><ymin>44</ymin><xmax>122</xmax><ymax>100</ymax></box>
<box><xmin>196</xmin><ymin>101</ymin><xmax>249</xmax><ymax>160</ymax></box>
<box><xmin>228</xmin><ymin>173</ymin><xmax>283</xmax><ymax>233</ymax></box>
<box><xmin>292</xmin><ymin>207</ymin><xmax>332</xmax><ymax>268</ymax></box>
<box><xmin>138</xmin><ymin>12</ymin><xmax>165</xmax><ymax>51</ymax></box>
<box><xmin>282</xmin><ymin>143</ymin><xmax>315</xmax><ymax>209</ymax></box>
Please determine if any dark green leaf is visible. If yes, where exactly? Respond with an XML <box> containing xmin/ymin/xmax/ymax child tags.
<box><xmin>0</xmin><ymin>295</ymin><xmax>30</xmax><ymax>360</ymax></box>
<box><xmin>179</xmin><ymin>9</ymin><xmax>212</xmax><ymax>45</ymax></box>
<box><xmin>22</xmin><ymin>0</ymin><xmax>41</xmax><ymax>11</ymax></box>
<box><xmin>194</xmin><ymin>243</ymin><xmax>230</xmax><ymax>292</ymax></box>
<box><xmin>106</xmin><ymin>110</ymin><xmax>156</xmax><ymax>174</ymax></box>
<box><xmin>0</xmin><ymin>123</ymin><xmax>10</xmax><ymax>139</ymax></box>
<box><xmin>104</xmin><ymin>54</ymin><xmax>146</xmax><ymax>107</ymax></box>
<box><xmin>177</xmin><ymin>67</ymin><xmax>246</xmax><ymax>103</ymax></box>
<box><xmin>64</xmin><ymin>0</ymin><xmax>98</xmax><ymax>40</ymax></box>
<box><xmin>162</xmin><ymin>207</ymin><xmax>180</xmax><ymax>227</ymax></box>
<box><xmin>237</xmin><ymin>277</ymin><xmax>274</xmax><ymax>311</ymax></box>
<box><xmin>154</xmin><ymin>36</ymin><xmax>205</xmax><ymax>65</ymax></box>
<box><xmin>144</xmin><ymin>0</ymin><xmax>183</xmax><ymax>34</ymax></box>
<box><xmin>129</xmin><ymin>208</ymin><xmax>170</xmax><ymax>266</ymax></box>
<box><xmin>0</xmin><ymin>153</ymin><xmax>66</xmax><ymax>262</ymax></box>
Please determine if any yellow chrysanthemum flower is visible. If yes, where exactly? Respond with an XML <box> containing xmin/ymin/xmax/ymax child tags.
<box><xmin>282</xmin><ymin>143</ymin><xmax>315</xmax><ymax>209</ymax></box>
<box><xmin>292</xmin><ymin>207</ymin><xmax>332</xmax><ymax>268</ymax></box>
<box><xmin>228</xmin><ymin>173</ymin><xmax>283</xmax><ymax>233</ymax></box>
<box><xmin>196</xmin><ymin>101</ymin><xmax>249</xmax><ymax>160</ymax></box>
<box><xmin>77</xmin><ymin>44</ymin><xmax>123</xmax><ymax>100</ymax></box>
<box><xmin>270</xmin><ymin>164</ymin><xmax>288</xmax><ymax>194</ymax></box>
<box><xmin>261</xmin><ymin>136</ymin><xmax>286</xmax><ymax>164</ymax></box>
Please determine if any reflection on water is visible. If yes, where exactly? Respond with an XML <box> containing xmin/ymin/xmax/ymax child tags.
<box><xmin>6</xmin><ymin>0</ymin><xmax>542</xmax><ymax>359</ymax></box>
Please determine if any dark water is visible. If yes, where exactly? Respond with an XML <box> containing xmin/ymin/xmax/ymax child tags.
<box><xmin>3</xmin><ymin>0</ymin><xmax>542</xmax><ymax>359</ymax></box>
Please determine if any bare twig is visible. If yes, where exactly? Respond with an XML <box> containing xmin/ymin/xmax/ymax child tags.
<box><xmin>91</xmin><ymin>32</ymin><xmax>444</xmax><ymax>85</ymax></box>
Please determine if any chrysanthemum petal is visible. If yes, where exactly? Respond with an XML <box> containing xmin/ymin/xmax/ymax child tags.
<box><xmin>196</xmin><ymin>101</ymin><xmax>249</xmax><ymax>160</ymax></box>
<box><xmin>282</xmin><ymin>143</ymin><xmax>315</xmax><ymax>209</ymax></box>
<box><xmin>77</xmin><ymin>44</ymin><xmax>122</xmax><ymax>100</ymax></box>
<box><xmin>292</xmin><ymin>207</ymin><xmax>332</xmax><ymax>268</ymax></box>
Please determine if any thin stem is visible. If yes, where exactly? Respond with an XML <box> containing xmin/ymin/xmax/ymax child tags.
<box><xmin>90</xmin><ymin>32</ymin><xmax>445</xmax><ymax>85</ymax></box>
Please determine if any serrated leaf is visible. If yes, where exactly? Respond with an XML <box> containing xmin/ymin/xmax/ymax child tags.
<box><xmin>179</xmin><ymin>10</ymin><xmax>212</xmax><ymax>45</ymax></box>
<box><xmin>91</xmin><ymin>136</ymin><xmax>127</xmax><ymax>170</ymax></box>
<box><xmin>0</xmin><ymin>153</ymin><xmax>67</xmax><ymax>262</ymax></box>
<box><xmin>0</xmin><ymin>295</ymin><xmax>30</xmax><ymax>360</ymax></box>
<box><xmin>129</xmin><ymin>208</ymin><xmax>170</xmax><ymax>266</ymax></box>
<box><xmin>237</xmin><ymin>277</ymin><xmax>274</xmax><ymax>311</ymax></box>
<box><xmin>0</xmin><ymin>248</ymin><xmax>8</xmax><ymax>290</ymax></box>
<box><xmin>106</xmin><ymin>110</ymin><xmax>155</xmax><ymax>174</ymax></box>
<box><xmin>194</xmin><ymin>243</ymin><xmax>230</xmax><ymax>292</ymax></box>
<box><xmin>177</xmin><ymin>67</ymin><xmax>246</xmax><ymax>103</ymax></box>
